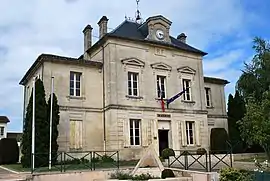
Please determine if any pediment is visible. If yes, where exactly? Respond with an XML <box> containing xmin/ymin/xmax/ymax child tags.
<box><xmin>121</xmin><ymin>57</ymin><xmax>145</xmax><ymax>67</ymax></box>
<box><xmin>150</xmin><ymin>62</ymin><xmax>172</xmax><ymax>71</ymax></box>
<box><xmin>177</xmin><ymin>66</ymin><xmax>196</xmax><ymax>74</ymax></box>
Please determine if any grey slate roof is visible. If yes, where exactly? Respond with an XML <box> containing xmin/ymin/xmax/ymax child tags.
<box><xmin>0</xmin><ymin>116</ymin><xmax>10</xmax><ymax>123</ymax></box>
<box><xmin>107</xmin><ymin>20</ymin><xmax>207</xmax><ymax>56</ymax></box>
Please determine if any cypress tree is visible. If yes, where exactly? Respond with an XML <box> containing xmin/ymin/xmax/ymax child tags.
<box><xmin>47</xmin><ymin>93</ymin><xmax>60</xmax><ymax>165</ymax></box>
<box><xmin>21</xmin><ymin>79</ymin><xmax>49</xmax><ymax>167</ymax></box>
<box><xmin>227</xmin><ymin>91</ymin><xmax>246</xmax><ymax>153</ymax></box>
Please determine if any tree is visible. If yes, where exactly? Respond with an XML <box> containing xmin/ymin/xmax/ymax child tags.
<box><xmin>21</xmin><ymin>79</ymin><xmax>49</xmax><ymax>168</ymax></box>
<box><xmin>227</xmin><ymin>91</ymin><xmax>246</xmax><ymax>153</ymax></box>
<box><xmin>47</xmin><ymin>93</ymin><xmax>60</xmax><ymax>165</ymax></box>
<box><xmin>237</xmin><ymin>37</ymin><xmax>270</xmax><ymax>157</ymax></box>
<box><xmin>237</xmin><ymin>37</ymin><xmax>270</xmax><ymax>101</ymax></box>
<box><xmin>238</xmin><ymin>91</ymin><xmax>270</xmax><ymax>159</ymax></box>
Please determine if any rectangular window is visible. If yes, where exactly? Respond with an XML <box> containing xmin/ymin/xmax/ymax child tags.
<box><xmin>130</xmin><ymin>119</ymin><xmax>141</xmax><ymax>146</ymax></box>
<box><xmin>205</xmin><ymin>87</ymin><xmax>212</xmax><ymax>107</ymax></box>
<box><xmin>157</xmin><ymin>75</ymin><xmax>166</xmax><ymax>99</ymax></box>
<box><xmin>186</xmin><ymin>121</ymin><xmax>194</xmax><ymax>145</ymax></box>
<box><xmin>0</xmin><ymin>127</ymin><xmax>4</xmax><ymax>136</ymax></box>
<box><xmin>128</xmin><ymin>72</ymin><xmax>139</xmax><ymax>96</ymax></box>
<box><xmin>69</xmin><ymin>120</ymin><xmax>83</xmax><ymax>149</ymax></box>
<box><xmin>182</xmin><ymin>79</ymin><xmax>191</xmax><ymax>101</ymax></box>
<box><xmin>70</xmin><ymin>72</ymin><xmax>81</xmax><ymax>97</ymax></box>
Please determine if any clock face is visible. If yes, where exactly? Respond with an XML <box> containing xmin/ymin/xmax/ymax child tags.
<box><xmin>156</xmin><ymin>29</ymin><xmax>165</xmax><ymax>40</ymax></box>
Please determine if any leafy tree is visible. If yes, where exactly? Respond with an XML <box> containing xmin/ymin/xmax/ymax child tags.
<box><xmin>237</xmin><ymin>37</ymin><xmax>270</xmax><ymax>157</ymax></box>
<box><xmin>21</xmin><ymin>79</ymin><xmax>49</xmax><ymax>168</ymax></box>
<box><xmin>238</xmin><ymin>91</ymin><xmax>270</xmax><ymax>159</ymax></box>
<box><xmin>237</xmin><ymin>37</ymin><xmax>270</xmax><ymax>101</ymax></box>
<box><xmin>227</xmin><ymin>91</ymin><xmax>246</xmax><ymax>153</ymax></box>
<box><xmin>47</xmin><ymin>93</ymin><xmax>60</xmax><ymax>165</ymax></box>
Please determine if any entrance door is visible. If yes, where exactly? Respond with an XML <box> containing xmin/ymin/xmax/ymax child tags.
<box><xmin>158</xmin><ymin>130</ymin><xmax>169</xmax><ymax>156</ymax></box>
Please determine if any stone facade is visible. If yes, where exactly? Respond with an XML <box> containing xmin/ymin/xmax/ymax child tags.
<box><xmin>20</xmin><ymin>15</ymin><xmax>229</xmax><ymax>160</ymax></box>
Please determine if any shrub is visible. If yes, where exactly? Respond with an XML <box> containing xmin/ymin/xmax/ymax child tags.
<box><xmin>0</xmin><ymin>138</ymin><xmax>19</xmax><ymax>164</ymax></box>
<box><xmin>101</xmin><ymin>155</ymin><xmax>114</xmax><ymax>162</ymax></box>
<box><xmin>210</xmin><ymin>128</ymin><xmax>229</xmax><ymax>154</ymax></box>
<box><xmin>110</xmin><ymin>171</ymin><xmax>160</xmax><ymax>180</ymax></box>
<box><xmin>196</xmin><ymin>148</ymin><xmax>207</xmax><ymax>155</ymax></box>
<box><xmin>219</xmin><ymin>167</ymin><xmax>252</xmax><ymax>181</ymax></box>
<box><xmin>161</xmin><ymin>148</ymin><xmax>175</xmax><ymax>159</ymax></box>
<box><xmin>161</xmin><ymin>169</ymin><xmax>175</xmax><ymax>179</ymax></box>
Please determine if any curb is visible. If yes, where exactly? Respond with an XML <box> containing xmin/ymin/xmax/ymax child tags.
<box><xmin>0</xmin><ymin>166</ymin><xmax>20</xmax><ymax>174</ymax></box>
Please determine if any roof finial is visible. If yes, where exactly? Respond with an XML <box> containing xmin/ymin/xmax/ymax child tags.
<box><xmin>135</xmin><ymin>0</ymin><xmax>143</xmax><ymax>24</ymax></box>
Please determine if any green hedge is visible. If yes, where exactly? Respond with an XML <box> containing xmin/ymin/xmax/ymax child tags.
<box><xmin>0</xmin><ymin>138</ymin><xmax>19</xmax><ymax>164</ymax></box>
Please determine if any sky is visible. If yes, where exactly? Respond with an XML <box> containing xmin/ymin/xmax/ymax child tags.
<box><xmin>0</xmin><ymin>0</ymin><xmax>270</xmax><ymax>132</ymax></box>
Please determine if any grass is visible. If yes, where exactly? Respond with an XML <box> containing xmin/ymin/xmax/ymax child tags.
<box><xmin>1</xmin><ymin>160</ymin><xmax>139</xmax><ymax>173</ymax></box>
<box><xmin>235</xmin><ymin>155</ymin><xmax>267</xmax><ymax>162</ymax></box>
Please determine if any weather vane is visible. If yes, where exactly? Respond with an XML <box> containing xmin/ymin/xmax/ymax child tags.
<box><xmin>135</xmin><ymin>0</ymin><xmax>143</xmax><ymax>24</ymax></box>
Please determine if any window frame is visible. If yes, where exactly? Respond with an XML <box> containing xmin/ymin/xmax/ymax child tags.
<box><xmin>129</xmin><ymin>119</ymin><xmax>141</xmax><ymax>146</ymax></box>
<box><xmin>70</xmin><ymin>72</ymin><xmax>81</xmax><ymax>97</ymax></box>
<box><xmin>127</xmin><ymin>72</ymin><xmax>139</xmax><ymax>97</ymax></box>
<box><xmin>186</xmin><ymin>121</ymin><xmax>195</xmax><ymax>146</ymax></box>
<box><xmin>157</xmin><ymin>75</ymin><xmax>167</xmax><ymax>99</ymax></box>
<box><xmin>205</xmin><ymin>87</ymin><xmax>212</xmax><ymax>107</ymax></box>
<box><xmin>182</xmin><ymin>79</ymin><xmax>192</xmax><ymax>101</ymax></box>
<box><xmin>0</xmin><ymin>127</ymin><xmax>4</xmax><ymax>136</ymax></box>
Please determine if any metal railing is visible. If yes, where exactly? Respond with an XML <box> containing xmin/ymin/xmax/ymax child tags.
<box><xmin>31</xmin><ymin>150</ymin><xmax>119</xmax><ymax>173</ymax></box>
<box><xmin>168</xmin><ymin>150</ymin><xmax>208</xmax><ymax>172</ymax></box>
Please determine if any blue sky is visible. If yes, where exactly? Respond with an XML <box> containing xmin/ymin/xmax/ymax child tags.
<box><xmin>0</xmin><ymin>0</ymin><xmax>269</xmax><ymax>132</ymax></box>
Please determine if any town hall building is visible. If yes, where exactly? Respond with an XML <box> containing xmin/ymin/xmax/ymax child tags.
<box><xmin>20</xmin><ymin>15</ymin><xmax>229</xmax><ymax>160</ymax></box>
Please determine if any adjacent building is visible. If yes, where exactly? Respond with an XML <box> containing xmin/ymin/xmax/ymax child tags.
<box><xmin>0</xmin><ymin>116</ymin><xmax>9</xmax><ymax>139</ymax></box>
<box><xmin>20</xmin><ymin>15</ymin><xmax>229</xmax><ymax>160</ymax></box>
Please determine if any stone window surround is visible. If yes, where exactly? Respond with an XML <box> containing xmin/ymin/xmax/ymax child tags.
<box><xmin>177</xmin><ymin>66</ymin><xmax>196</xmax><ymax>103</ymax></box>
<box><xmin>122</xmin><ymin>57</ymin><xmax>144</xmax><ymax>100</ymax></box>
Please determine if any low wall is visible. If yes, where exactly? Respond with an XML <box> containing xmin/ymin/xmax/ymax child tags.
<box><xmin>28</xmin><ymin>167</ymin><xmax>219</xmax><ymax>181</ymax></box>
<box><xmin>170</xmin><ymin>168</ymin><xmax>219</xmax><ymax>181</ymax></box>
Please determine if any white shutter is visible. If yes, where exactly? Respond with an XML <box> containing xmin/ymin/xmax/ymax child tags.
<box><xmin>181</xmin><ymin>121</ymin><xmax>187</xmax><ymax>147</ymax></box>
<box><xmin>123</xmin><ymin>119</ymin><xmax>130</xmax><ymax>148</ymax></box>
<box><xmin>142</xmin><ymin>120</ymin><xmax>148</xmax><ymax>147</ymax></box>
<box><xmin>195</xmin><ymin>121</ymin><xmax>201</xmax><ymax>146</ymax></box>
<box><xmin>78</xmin><ymin>121</ymin><xmax>83</xmax><ymax>149</ymax></box>
<box><xmin>70</xmin><ymin>121</ymin><xmax>75</xmax><ymax>149</ymax></box>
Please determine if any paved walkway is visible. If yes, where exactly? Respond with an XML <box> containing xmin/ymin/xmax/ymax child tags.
<box><xmin>0</xmin><ymin>166</ymin><xmax>27</xmax><ymax>181</ymax></box>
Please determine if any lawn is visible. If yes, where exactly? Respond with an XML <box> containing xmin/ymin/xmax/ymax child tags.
<box><xmin>2</xmin><ymin>160</ymin><xmax>139</xmax><ymax>173</ymax></box>
<box><xmin>235</xmin><ymin>155</ymin><xmax>267</xmax><ymax>162</ymax></box>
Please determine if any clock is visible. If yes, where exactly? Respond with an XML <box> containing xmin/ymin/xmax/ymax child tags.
<box><xmin>155</xmin><ymin>29</ymin><xmax>165</xmax><ymax>40</ymax></box>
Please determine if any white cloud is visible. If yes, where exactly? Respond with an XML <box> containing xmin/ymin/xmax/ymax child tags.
<box><xmin>0</xmin><ymin>0</ymin><xmax>256</xmax><ymax>131</ymax></box>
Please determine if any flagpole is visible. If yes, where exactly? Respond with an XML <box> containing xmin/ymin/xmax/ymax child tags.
<box><xmin>49</xmin><ymin>76</ymin><xmax>54</xmax><ymax>170</ymax></box>
<box><xmin>31</xmin><ymin>77</ymin><xmax>35</xmax><ymax>172</ymax></box>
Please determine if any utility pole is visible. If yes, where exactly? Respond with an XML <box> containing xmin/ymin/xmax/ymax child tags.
<box><xmin>49</xmin><ymin>76</ymin><xmax>54</xmax><ymax>170</ymax></box>
<box><xmin>31</xmin><ymin>77</ymin><xmax>36</xmax><ymax>172</ymax></box>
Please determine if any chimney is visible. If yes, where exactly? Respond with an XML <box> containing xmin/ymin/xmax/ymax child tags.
<box><xmin>177</xmin><ymin>33</ymin><xmax>187</xmax><ymax>43</ymax></box>
<box><xmin>83</xmin><ymin>24</ymin><xmax>93</xmax><ymax>52</ymax></box>
<box><xmin>98</xmin><ymin>16</ymin><xmax>109</xmax><ymax>39</ymax></box>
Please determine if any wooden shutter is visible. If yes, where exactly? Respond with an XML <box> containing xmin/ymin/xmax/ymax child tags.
<box><xmin>123</xmin><ymin>119</ymin><xmax>130</xmax><ymax>148</ymax></box>
<box><xmin>195</xmin><ymin>121</ymin><xmax>201</xmax><ymax>146</ymax></box>
<box><xmin>142</xmin><ymin>120</ymin><xmax>149</xmax><ymax>147</ymax></box>
<box><xmin>180</xmin><ymin>121</ymin><xmax>187</xmax><ymax>147</ymax></box>
<box><xmin>77</xmin><ymin>121</ymin><xmax>83</xmax><ymax>149</ymax></box>
<box><xmin>70</xmin><ymin>120</ymin><xmax>83</xmax><ymax>149</ymax></box>
<box><xmin>70</xmin><ymin>121</ymin><xmax>76</xmax><ymax>149</ymax></box>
